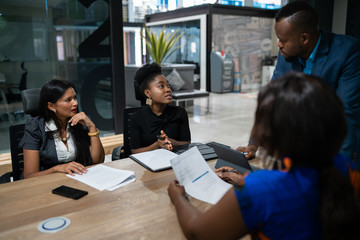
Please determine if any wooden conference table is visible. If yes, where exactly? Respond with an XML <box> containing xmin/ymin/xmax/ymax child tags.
<box><xmin>0</xmin><ymin>158</ymin><xmax>217</xmax><ymax>239</ymax></box>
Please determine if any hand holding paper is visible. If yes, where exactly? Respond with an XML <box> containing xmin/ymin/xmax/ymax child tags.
<box><xmin>170</xmin><ymin>147</ymin><xmax>232</xmax><ymax>205</ymax></box>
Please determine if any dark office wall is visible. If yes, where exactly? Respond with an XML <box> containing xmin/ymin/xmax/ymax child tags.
<box><xmin>313</xmin><ymin>0</ymin><xmax>334</xmax><ymax>32</ymax></box>
<box><xmin>288</xmin><ymin>0</ymin><xmax>360</xmax><ymax>39</ymax></box>
<box><xmin>346</xmin><ymin>0</ymin><xmax>360</xmax><ymax>38</ymax></box>
<box><xmin>289</xmin><ymin>0</ymin><xmax>334</xmax><ymax>32</ymax></box>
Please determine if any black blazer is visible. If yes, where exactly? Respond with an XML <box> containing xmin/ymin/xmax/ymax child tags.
<box><xmin>19</xmin><ymin>116</ymin><xmax>60</xmax><ymax>170</ymax></box>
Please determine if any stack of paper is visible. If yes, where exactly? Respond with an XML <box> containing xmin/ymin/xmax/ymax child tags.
<box><xmin>67</xmin><ymin>165</ymin><xmax>135</xmax><ymax>191</ymax></box>
<box><xmin>171</xmin><ymin>147</ymin><xmax>232</xmax><ymax>205</ymax></box>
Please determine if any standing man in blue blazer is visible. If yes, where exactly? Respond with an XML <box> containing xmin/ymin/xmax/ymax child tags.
<box><xmin>237</xmin><ymin>1</ymin><xmax>360</xmax><ymax>168</ymax></box>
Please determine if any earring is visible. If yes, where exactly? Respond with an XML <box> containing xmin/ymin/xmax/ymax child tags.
<box><xmin>283</xmin><ymin>157</ymin><xmax>292</xmax><ymax>171</ymax></box>
<box><xmin>146</xmin><ymin>97</ymin><xmax>152</xmax><ymax>105</ymax></box>
<box><xmin>53</xmin><ymin>109</ymin><xmax>56</xmax><ymax>113</ymax></box>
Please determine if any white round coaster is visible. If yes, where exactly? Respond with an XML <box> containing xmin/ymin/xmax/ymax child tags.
<box><xmin>38</xmin><ymin>217</ymin><xmax>71</xmax><ymax>233</ymax></box>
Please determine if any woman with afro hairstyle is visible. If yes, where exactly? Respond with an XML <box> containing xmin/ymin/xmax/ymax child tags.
<box><xmin>129</xmin><ymin>62</ymin><xmax>191</xmax><ymax>154</ymax></box>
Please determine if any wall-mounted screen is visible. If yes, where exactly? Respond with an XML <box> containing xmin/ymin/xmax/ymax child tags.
<box><xmin>253</xmin><ymin>0</ymin><xmax>281</xmax><ymax>9</ymax></box>
<box><xmin>220</xmin><ymin>1</ymin><xmax>244</xmax><ymax>7</ymax></box>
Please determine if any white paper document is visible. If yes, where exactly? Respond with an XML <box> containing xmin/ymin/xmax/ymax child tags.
<box><xmin>130</xmin><ymin>149</ymin><xmax>178</xmax><ymax>172</ymax></box>
<box><xmin>67</xmin><ymin>164</ymin><xmax>135</xmax><ymax>191</ymax></box>
<box><xmin>171</xmin><ymin>147</ymin><xmax>232</xmax><ymax>205</ymax></box>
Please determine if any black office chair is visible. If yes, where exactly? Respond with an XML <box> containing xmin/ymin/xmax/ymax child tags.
<box><xmin>9</xmin><ymin>124</ymin><xmax>25</xmax><ymax>181</ymax></box>
<box><xmin>0</xmin><ymin>88</ymin><xmax>41</xmax><ymax>183</ymax></box>
<box><xmin>112</xmin><ymin>107</ymin><xmax>141</xmax><ymax>160</ymax></box>
<box><xmin>21</xmin><ymin>88</ymin><xmax>41</xmax><ymax>117</ymax></box>
<box><xmin>0</xmin><ymin>172</ymin><xmax>13</xmax><ymax>183</ymax></box>
<box><xmin>0</xmin><ymin>123</ymin><xmax>26</xmax><ymax>183</ymax></box>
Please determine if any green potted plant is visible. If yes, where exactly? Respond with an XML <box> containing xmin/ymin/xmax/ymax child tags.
<box><xmin>142</xmin><ymin>25</ymin><xmax>184</xmax><ymax>65</ymax></box>
<box><xmin>123</xmin><ymin>25</ymin><xmax>195</xmax><ymax>107</ymax></box>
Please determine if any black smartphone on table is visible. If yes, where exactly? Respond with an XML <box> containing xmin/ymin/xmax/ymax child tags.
<box><xmin>52</xmin><ymin>185</ymin><xmax>88</xmax><ymax>200</ymax></box>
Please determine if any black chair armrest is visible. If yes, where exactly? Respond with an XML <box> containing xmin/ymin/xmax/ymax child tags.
<box><xmin>112</xmin><ymin>145</ymin><xmax>125</xmax><ymax>160</ymax></box>
<box><xmin>0</xmin><ymin>172</ymin><xmax>13</xmax><ymax>184</ymax></box>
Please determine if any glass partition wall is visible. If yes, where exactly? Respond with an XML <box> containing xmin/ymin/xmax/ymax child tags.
<box><xmin>147</xmin><ymin>15</ymin><xmax>207</xmax><ymax>90</ymax></box>
<box><xmin>145</xmin><ymin>20</ymin><xmax>202</xmax><ymax>89</ymax></box>
<box><xmin>0</xmin><ymin>1</ymin><xmax>57</xmax><ymax>152</ymax></box>
<box><xmin>0</xmin><ymin>0</ymin><xmax>282</xmax><ymax>153</ymax></box>
<box><xmin>0</xmin><ymin>0</ymin><xmax>118</xmax><ymax>152</ymax></box>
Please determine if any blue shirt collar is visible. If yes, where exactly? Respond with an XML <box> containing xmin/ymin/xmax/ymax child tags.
<box><xmin>299</xmin><ymin>33</ymin><xmax>321</xmax><ymax>74</ymax></box>
<box><xmin>309</xmin><ymin>33</ymin><xmax>321</xmax><ymax>62</ymax></box>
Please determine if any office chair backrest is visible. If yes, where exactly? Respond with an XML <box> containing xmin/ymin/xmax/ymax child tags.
<box><xmin>6</xmin><ymin>88</ymin><xmax>41</xmax><ymax>181</ymax></box>
<box><xmin>9</xmin><ymin>124</ymin><xmax>25</xmax><ymax>181</ymax></box>
<box><xmin>123</xmin><ymin>107</ymin><xmax>142</xmax><ymax>158</ymax></box>
<box><xmin>21</xmin><ymin>88</ymin><xmax>41</xmax><ymax>116</ymax></box>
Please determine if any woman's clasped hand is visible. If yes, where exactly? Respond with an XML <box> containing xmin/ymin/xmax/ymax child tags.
<box><xmin>157</xmin><ymin>130</ymin><xmax>173</xmax><ymax>151</ymax></box>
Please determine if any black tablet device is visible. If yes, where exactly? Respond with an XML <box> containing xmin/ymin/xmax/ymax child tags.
<box><xmin>206</xmin><ymin>141</ymin><xmax>261</xmax><ymax>174</ymax></box>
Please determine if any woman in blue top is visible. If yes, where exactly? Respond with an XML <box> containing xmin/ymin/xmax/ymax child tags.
<box><xmin>20</xmin><ymin>79</ymin><xmax>105</xmax><ymax>178</ymax></box>
<box><xmin>168</xmin><ymin>72</ymin><xmax>360</xmax><ymax>240</ymax></box>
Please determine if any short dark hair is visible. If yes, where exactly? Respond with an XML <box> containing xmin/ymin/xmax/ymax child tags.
<box><xmin>275</xmin><ymin>1</ymin><xmax>319</xmax><ymax>35</ymax></box>
<box><xmin>252</xmin><ymin>72</ymin><xmax>346</xmax><ymax>168</ymax></box>
<box><xmin>134</xmin><ymin>62</ymin><xmax>162</xmax><ymax>96</ymax></box>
